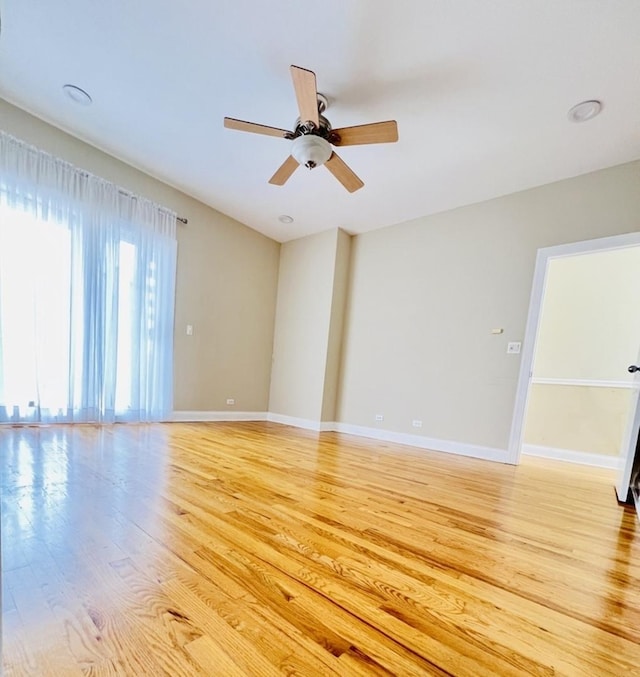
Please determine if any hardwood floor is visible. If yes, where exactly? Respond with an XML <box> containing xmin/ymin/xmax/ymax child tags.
<box><xmin>1</xmin><ymin>422</ymin><xmax>639</xmax><ymax>676</ymax></box>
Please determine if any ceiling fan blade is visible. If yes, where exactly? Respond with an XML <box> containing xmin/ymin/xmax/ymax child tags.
<box><xmin>332</xmin><ymin>120</ymin><xmax>399</xmax><ymax>146</ymax></box>
<box><xmin>290</xmin><ymin>65</ymin><xmax>319</xmax><ymax>128</ymax></box>
<box><xmin>224</xmin><ymin>117</ymin><xmax>291</xmax><ymax>138</ymax></box>
<box><xmin>325</xmin><ymin>152</ymin><xmax>364</xmax><ymax>193</ymax></box>
<box><xmin>269</xmin><ymin>155</ymin><xmax>299</xmax><ymax>186</ymax></box>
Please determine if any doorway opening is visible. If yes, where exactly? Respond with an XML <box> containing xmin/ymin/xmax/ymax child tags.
<box><xmin>508</xmin><ymin>232</ymin><xmax>640</xmax><ymax>502</ymax></box>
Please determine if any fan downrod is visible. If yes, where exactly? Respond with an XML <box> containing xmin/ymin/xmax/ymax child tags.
<box><xmin>316</xmin><ymin>93</ymin><xmax>329</xmax><ymax>114</ymax></box>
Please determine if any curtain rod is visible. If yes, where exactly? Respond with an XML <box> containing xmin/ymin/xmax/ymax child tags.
<box><xmin>114</xmin><ymin>189</ymin><xmax>187</xmax><ymax>224</ymax></box>
<box><xmin>1</xmin><ymin>130</ymin><xmax>190</xmax><ymax>224</ymax></box>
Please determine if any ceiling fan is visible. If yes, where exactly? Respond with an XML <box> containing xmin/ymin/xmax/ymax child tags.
<box><xmin>224</xmin><ymin>65</ymin><xmax>399</xmax><ymax>193</ymax></box>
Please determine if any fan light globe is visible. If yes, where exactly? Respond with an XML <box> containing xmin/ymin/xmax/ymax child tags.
<box><xmin>291</xmin><ymin>135</ymin><xmax>332</xmax><ymax>169</ymax></box>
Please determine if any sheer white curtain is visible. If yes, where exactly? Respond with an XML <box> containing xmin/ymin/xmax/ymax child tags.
<box><xmin>0</xmin><ymin>131</ymin><xmax>177</xmax><ymax>423</ymax></box>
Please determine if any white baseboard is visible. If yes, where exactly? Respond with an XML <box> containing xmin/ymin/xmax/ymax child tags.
<box><xmin>171</xmin><ymin>412</ymin><xmax>509</xmax><ymax>463</ymax></box>
<box><xmin>332</xmin><ymin>422</ymin><xmax>509</xmax><ymax>463</ymax></box>
<box><xmin>171</xmin><ymin>411</ymin><xmax>267</xmax><ymax>422</ymax></box>
<box><xmin>266</xmin><ymin>412</ymin><xmax>334</xmax><ymax>432</ymax></box>
<box><xmin>522</xmin><ymin>444</ymin><xmax>619</xmax><ymax>469</ymax></box>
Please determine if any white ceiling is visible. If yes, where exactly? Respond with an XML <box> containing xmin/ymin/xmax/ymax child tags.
<box><xmin>1</xmin><ymin>1</ymin><xmax>639</xmax><ymax>242</ymax></box>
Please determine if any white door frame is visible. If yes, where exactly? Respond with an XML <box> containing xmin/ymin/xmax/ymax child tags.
<box><xmin>507</xmin><ymin>231</ymin><xmax>640</xmax><ymax>483</ymax></box>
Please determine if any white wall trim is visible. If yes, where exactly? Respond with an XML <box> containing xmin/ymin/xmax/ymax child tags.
<box><xmin>333</xmin><ymin>422</ymin><xmax>509</xmax><ymax>463</ymax></box>
<box><xmin>522</xmin><ymin>444</ymin><xmax>619</xmax><ymax>469</ymax></box>
<box><xmin>266</xmin><ymin>412</ymin><xmax>329</xmax><ymax>432</ymax></box>
<box><xmin>171</xmin><ymin>411</ymin><xmax>267</xmax><ymax>422</ymax></box>
<box><xmin>170</xmin><ymin>413</ymin><xmax>510</xmax><ymax>463</ymax></box>
<box><xmin>531</xmin><ymin>377</ymin><xmax>637</xmax><ymax>389</ymax></box>
<box><xmin>508</xmin><ymin>230</ymin><xmax>640</xmax><ymax>465</ymax></box>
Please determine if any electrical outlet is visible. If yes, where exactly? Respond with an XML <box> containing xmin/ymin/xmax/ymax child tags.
<box><xmin>226</xmin><ymin>398</ymin><xmax>235</xmax><ymax>405</ymax></box>
<box><xmin>375</xmin><ymin>414</ymin><xmax>384</xmax><ymax>422</ymax></box>
<box><xmin>412</xmin><ymin>420</ymin><xmax>422</xmax><ymax>428</ymax></box>
<box><xmin>507</xmin><ymin>342</ymin><xmax>521</xmax><ymax>354</ymax></box>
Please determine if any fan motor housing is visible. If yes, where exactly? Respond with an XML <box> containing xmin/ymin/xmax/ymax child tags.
<box><xmin>291</xmin><ymin>113</ymin><xmax>341</xmax><ymax>146</ymax></box>
<box><xmin>294</xmin><ymin>112</ymin><xmax>330</xmax><ymax>134</ymax></box>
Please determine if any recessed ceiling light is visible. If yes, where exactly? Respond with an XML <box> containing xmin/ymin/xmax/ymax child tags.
<box><xmin>63</xmin><ymin>84</ymin><xmax>93</xmax><ymax>106</ymax></box>
<box><xmin>278</xmin><ymin>215</ymin><xmax>294</xmax><ymax>224</ymax></box>
<box><xmin>567</xmin><ymin>100</ymin><xmax>602</xmax><ymax>123</ymax></box>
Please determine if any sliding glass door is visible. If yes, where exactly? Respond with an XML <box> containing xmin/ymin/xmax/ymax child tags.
<box><xmin>0</xmin><ymin>196</ymin><xmax>176</xmax><ymax>423</ymax></box>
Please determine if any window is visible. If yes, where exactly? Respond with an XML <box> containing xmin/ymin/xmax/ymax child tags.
<box><xmin>0</xmin><ymin>131</ymin><xmax>177</xmax><ymax>423</ymax></box>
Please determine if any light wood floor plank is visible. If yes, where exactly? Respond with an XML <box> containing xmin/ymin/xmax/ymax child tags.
<box><xmin>183</xmin><ymin>635</ymin><xmax>245</xmax><ymax>676</ymax></box>
<box><xmin>2</xmin><ymin>421</ymin><xmax>639</xmax><ymax>675</ymax></box>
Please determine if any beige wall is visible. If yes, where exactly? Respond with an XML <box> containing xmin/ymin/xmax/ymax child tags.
<box><xmin>321</xmin><ymin>229</ymin><xmax>351</xmax><ymax>422</ymax></box>
<box><xmin>524</xmin><ymin>385</ymin><xmax>633</xmax><ymax>456</ymax></box>
<box><xmin>534</xmin><ymin>247</ymin><xmax>640</xmax><ymax>381</ymax></box>
<box><xmin>269</xmin><ymin>228</ymin><xmax>347</xmax><ymax>422</ymax></box>
<box><xmin>0</xmin><ymin>98</ymin><xmax>280</xmax><ymax>412</ymax></box>
<box><xmin>337</xmin><ymin>160</ymin><xmax>640</xmax><ymax>451</ymax></box>
<box><xmin>523</xmin><ymin>247</ymin><xmax>640</xmax><ymax>455</ymax></box>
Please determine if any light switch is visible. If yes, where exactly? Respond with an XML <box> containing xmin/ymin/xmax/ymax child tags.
<box><xmin>186</xmin><ymin>324</ymin><xmax>193</xmax><ymax>335</ymax></box>
<box><xmin>507</xmin><ymin>341</ymin><xmax>521</xmax><ymax>354</ymax></box>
